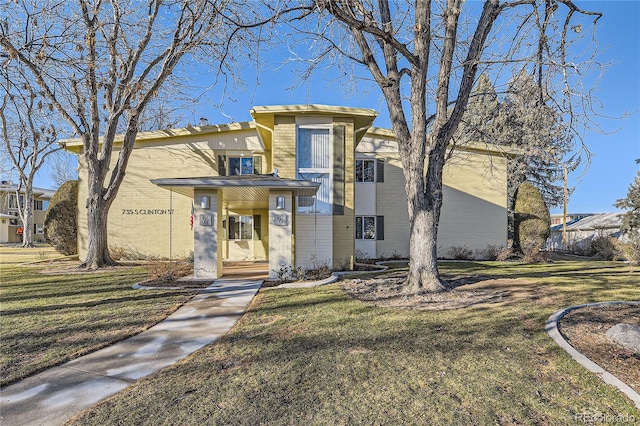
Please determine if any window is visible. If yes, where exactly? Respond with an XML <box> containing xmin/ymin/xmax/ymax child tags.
<box><xmin>229</xmin><ymin>157</ymin><xmax>253</xmax><ymax>176</ymax></box>
<box><xmin>356</xmin><ymin>216</ymin><xmax>376</xmax><ymax>239</ymax></box>
<box><xmin>356</xmin><ymin>160</ymin><xmax>375</xmax><ymax>182</ymax></box>
<box><xmin>8</xmin><ymin>194</ymin><xmax>23</xmax><ymax>209</ymax></box>
<box><xmin>355</xmin><ymin>216</ymin><xmax>384</xmax><ymax>240</ymax></box>
<box><xmin>34</xmin><ymin>223</ymin><xmax>44</xmax><ymax>234</ymax></box>
<box><xmin>355</xmin><ymin>159</ymin><xmax>384</xmax><ymax>183</ymax></box>
<box><xmin>226</xmin><ymin>215</ymin><xmax>261</xmax><ymax>240</ymax></box>
<box><xmin>297</xmin><ymin>127</ymin><xmax>331</xmax><ymax>214</ymax></box>
<box><xmin>218</xmin><ymin>155</ymin><xmax>262</xmax><ymax>176</ymax></box>
<box><xmin>34</xmin><ymin>200</ymin><xmax>48</xmax><ymax>211</ymax></box>
<box><xmin>9</xmin><ymin>212</ymin><xmax>19</xmax><ymax>226</ymax></box>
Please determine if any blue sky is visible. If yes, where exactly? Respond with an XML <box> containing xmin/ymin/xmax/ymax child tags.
<box><xmin>34</xmin><ymin>1</ymin><xmax>639</xmax><ymax>214</ymax></box>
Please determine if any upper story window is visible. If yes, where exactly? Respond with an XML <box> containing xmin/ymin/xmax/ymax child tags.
<box><xmin>217</xmin><ymin>155</ymin><xmax>262</xmax><ymax>176</ymax></box>
<box><xmin>356</xmin><ymin>160</ymin><xmax>375</xmax><ymax>182</ymax></box>
<box><xmin>34</xmin><ymin>200</ymin><xmax>48</xmax><ymax>211</ymax></box>
<box><xmin>297</xmin><ymin>127</ymin><xmax>331</xmax><ymax>215</ymax></box>
<box><xmin>355</xmin><ymin>158</ymin><xmax>384</xmax><ymax>183</ymax></box>
<box><xmin>8</xmin><ymin>194</ymin><xmax>24</xmax><ymax>210</ymax></box>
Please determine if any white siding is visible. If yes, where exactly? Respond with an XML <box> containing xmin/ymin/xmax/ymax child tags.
<box><xmin>355</xmin><ymin>184</ymin><xmax>376</xmax><ymax>215</ymax></box>
<box><xmin>375</xmin><ymin>156</ymin><xmax>410</xmax><ymax>258</ymax></box>
<box><xmin>356</xmin><ymin>240</ymin><xmax>376</xmax><ymax>259</ymax></box>
<box><xmin>295</xmin><ymin>215</ymin><xmax>332</xmax><ymax>268</ymax></box>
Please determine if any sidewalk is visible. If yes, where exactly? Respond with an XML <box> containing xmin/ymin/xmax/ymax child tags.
<box><xmin>0</xmin><ymin>278</ymin><xmax>262</xmax><ymax>426</ymax></box>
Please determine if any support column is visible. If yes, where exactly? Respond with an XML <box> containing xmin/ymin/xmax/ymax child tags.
<box><xmin>193</xmin><ymin>189</ymin><xmax>222</xmax><ymax>279</ymax></box>
<box><xmin>268</xmin><ymin>191</ymin><xmax>293</xmax><ymax>279</ymax></box>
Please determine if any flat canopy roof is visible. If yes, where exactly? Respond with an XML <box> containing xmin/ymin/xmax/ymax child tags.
<box><xmin>151</xmin><ymin>175</ymin><xmax>321</xmax><ymax>202</ymax></box>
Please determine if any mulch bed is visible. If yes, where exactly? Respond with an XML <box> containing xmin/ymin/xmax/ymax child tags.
<box><xmin>559</xmin><ymin>304</ymin><xmax>640</xmax><ymax>393</ymax></box>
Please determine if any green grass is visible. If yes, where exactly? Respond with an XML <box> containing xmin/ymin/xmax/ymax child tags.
<box><xmin>69</xmin><ymin>259</ymin><xmax>640</xmax><ymax>425</ymax></box>
<box><xmin>0</xmin><ymin>246</ymin><xmax>194</xmax><ymax>386</ymax></box>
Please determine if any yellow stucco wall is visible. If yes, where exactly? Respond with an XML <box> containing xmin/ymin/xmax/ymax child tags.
<box><xmin>76</xmin><ymin>128</ymin><xmax>264</xmax><ymax>260</ymax></box>
<box><xmin>368</xmin><ymin>149</ymin><xmax>508</xmax><ymax>259</ymax></box>
<box><xmin>439</xmin><ymin>151</ymin><xmax>508</xmax><ymax>256</ymax></box>
<box><xmin>272</xmin><ymin>115</ymin><xmax>297</xmax><ymax>179</ymax></box>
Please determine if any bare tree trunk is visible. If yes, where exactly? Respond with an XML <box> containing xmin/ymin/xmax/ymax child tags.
<box><xmin>20</xmin><ymin>186</ymin><xmax>34</xmax><ymax>248</ymax></box>
<box><xmin>84</xmin><ymin>193</ymin><xmax>113</xmax><ymax>268</ymax></box>
<box><xmin>401</xmin><ymin>133</ymin><xmax>448</xmax><ymax>293</ymax></box>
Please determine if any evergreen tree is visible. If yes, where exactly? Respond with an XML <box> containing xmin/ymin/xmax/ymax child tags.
<box><xmin>615</xmin><ymin>169</ymin><xmax>640</xmax><ymax>234</ymax></box>
<box><xmin>458</xmin><ymin>72</ymin><xmax>575</xmax><ymax>242</ymax></box>
<box><xmin>500</xmin><ymin>72</ymin><xmax>576</xmax><ymax>210</ymax></box>
<box><xmin>459</xmin><ymin>72</ymin><xmax>574</xmax><ymax>209</ymax></box>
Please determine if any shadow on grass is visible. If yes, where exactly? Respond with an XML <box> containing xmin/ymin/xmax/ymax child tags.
<box><xmin>1</xmin><ymin>291</ymin><xmax>193</xmax><ymax>316</ymax></box>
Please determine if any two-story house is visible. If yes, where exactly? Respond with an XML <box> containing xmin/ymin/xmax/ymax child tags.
<box><xmin>0</xmin><ymin>181</ymin><xmax>54</xmax><ymax>243</ymax></box>
<box><xmin>63</xmin><ymin>105</ymin><xmax>515</xmax><ymax>279</ymax></box>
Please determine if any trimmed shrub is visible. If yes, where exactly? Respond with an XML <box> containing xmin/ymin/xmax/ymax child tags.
<box><xmin>513</xmin><ymin>182</ymin><xmax>550</xmax><ymax>259</ymax></box>
<box><xmin>44</xmin><ymin>180</ymin><xmax>78</xmax><ymax>255</ymax></box>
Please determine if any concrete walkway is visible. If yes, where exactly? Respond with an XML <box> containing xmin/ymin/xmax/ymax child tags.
<box><xmin>0</xmin><ymin>278</ymin><xmax>262</xmax><ymax>426</ymax></box>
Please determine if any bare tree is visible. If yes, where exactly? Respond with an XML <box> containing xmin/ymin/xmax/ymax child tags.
<box><xmin>280</xmin><ymin>0</ymin><xmax>602</xmax><ymax>292</ymax></box>
<box><xmin>1</xmin><ymin>0</ymin><xmax>255</xmax><ymax>268</ymax></box>
<box><xmin>49</xmin><ymin>151</ymin><xmax>77</xmax><ymax>189</ymax></box>
<box><xmin>0</xmin><ymin>65</ymin><xmax>61</xmax><ymax>247</ymax></box>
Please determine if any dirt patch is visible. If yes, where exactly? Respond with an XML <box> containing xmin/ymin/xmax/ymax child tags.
<box><xmin>559</xmin><ymin>304</ymin><xmax>640</xmax><ymax>393</ymax></box>
<box><xmin>339</xmin><ymin>271</ymin><xmax>539</xmax><ymax>310</ymax></box>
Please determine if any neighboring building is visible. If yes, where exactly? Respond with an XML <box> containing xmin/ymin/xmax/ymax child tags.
<box><xmin>549</xmin><ymin>213</ymin><xmax>595</xmax><ymax>227</ymax></box>
<box><xmin>63</xmin><ymin>104</ymin><xmax>516</xmax><ymax>279</ymax></box>
<box><xmin>547</xmin><ymin>212</ymin><xmax>625</xmax><ymax>252</ymax></box>
<box><xmin>0</xmin><ymin>181</ymin><xmax>54</xmax><ymax>243</ymax></box>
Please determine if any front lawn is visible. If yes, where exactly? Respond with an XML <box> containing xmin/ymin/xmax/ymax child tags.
<box><xmin>0</xmin><ymin>246</ymin><xmax>194</xmax><ymax>386</ymax></box>
<box><xmin>69</xmin><ymin>260</ymin><xmax>640</xmax><ymax>425</ymax></box>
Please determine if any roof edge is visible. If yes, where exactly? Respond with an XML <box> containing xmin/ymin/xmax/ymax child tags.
<box><xmin>61</xmin><ymin>121</ymin><xmax>256</xmax><ymax>147</ymax></box>
<box><xmin>250</xmin><ymin>104</ymin><xmax>378</xmax><ymax>118</ymax></box>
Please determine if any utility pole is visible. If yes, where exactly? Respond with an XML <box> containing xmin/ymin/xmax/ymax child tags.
<box><xmin>562</xmin><ymin>164</ymin><xmax>568</xmax><ymax>251</ymax></box>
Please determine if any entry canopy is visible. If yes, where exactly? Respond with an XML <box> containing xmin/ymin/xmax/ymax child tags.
<box><xmin>151</xmin><ymin>175</ymin><xmax>321</xmax><ymax>209</ymax></box>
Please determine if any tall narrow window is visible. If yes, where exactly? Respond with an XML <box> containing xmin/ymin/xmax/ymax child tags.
<box><xmin>8</xmin><ymin>195</ymin><xmax>18</xmax><ymax>209</ymax></box>
<box><xmin>297</xmin><ymin>127</ymin><xmax>331</xmax><ymax>214</ymax></box>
